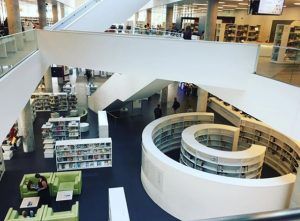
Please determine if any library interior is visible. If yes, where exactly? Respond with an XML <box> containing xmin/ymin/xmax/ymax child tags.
<box><xmin>0</xmin><ymin>0</ymin><xmax>300</xmax><ymax>220</ymax></box>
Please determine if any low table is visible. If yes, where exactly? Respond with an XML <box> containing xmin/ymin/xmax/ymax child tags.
<box><xmin>20</xmin><ymin>197</ymin><xmax>40</xmax><ymax>209</ymax></box>
<box><xmin>56</xmin><ymin>190</ymin><xmax>73</xmax><ymax>201</ymax></box>
<box><xmin>56</xmin><ymin>190</ymin><xmax>73</xmax><ymax>211</ymax></box>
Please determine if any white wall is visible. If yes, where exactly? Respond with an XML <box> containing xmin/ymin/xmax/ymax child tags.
<box><xmin>234</xmin><ymin>7</ymin><xmax>300</xmax><ymax>42</ymax></box>
<box><xmin>36</xmin><ymin>30</ymin><xmax>300</xmax><ymax>141</ymax></box>
<box><xmin>89</xmin><ymin>72</ymin><xmax>172</xmax><ymax>111</ymax></box>
<box><xmin>0</xmin><ymin>51</ymin><xmax>49</xmax><ymax>143</ymax></box>
<box><xmin>141</xmin><ymin>117</ymin><xmax>296</xmax><ymax>220</ymax></box>
<box><xmin>37</xmin><ymin>30</ymin><xmax>258</xmax><ymax>90</ymax></box>
<box><xmin>60</xmin><ymin>0</ymin><xmax>150</xmax><ymax>32</ymax></box>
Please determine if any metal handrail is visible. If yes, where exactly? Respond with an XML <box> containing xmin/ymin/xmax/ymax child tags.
<box><xmin>204</xmin><ymin>207</ymin><xmax>300</xmax><ymax>221</ymax></box>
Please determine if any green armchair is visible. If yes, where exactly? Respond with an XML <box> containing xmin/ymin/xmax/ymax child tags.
<box><xmin>42</xmin><ymin>202</ymin><xmax>79</xmax><ymax>221</ymax></box>
<box><xmin>19</xmin><ymin>173</ymin><xmax>54</xmax><ymax>198</ymax></box>
<box><xmin>4</xmin><ymin>205</ymin><xmax>45</xmax><ymax>221</ymax></box>
<box><xmin>51</xmin><ymin>171</ymin><xmax>82</xmax><ymax>196</ymax></box>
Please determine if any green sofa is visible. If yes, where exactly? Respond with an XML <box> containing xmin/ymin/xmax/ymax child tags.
<box><xmin>4</xmin><ymin>206</ymin><xmax>45</xmax><ymax>221</ymax></box>
<box><xmin>42</xmin><ymin>202</ymin><xmax>79</xmax><ymax>221</ymax></box>
<box><xmin>19</xmin><ymin>173</ymin><xmax>54</xmax><ymax>198</ymax></box>
<box><xmin>51</xmin><ymin>171</ymin><xmax>82</xmax><ymax>196</ymax></box>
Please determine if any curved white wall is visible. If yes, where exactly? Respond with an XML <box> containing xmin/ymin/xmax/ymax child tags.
<box><xmin>141</xmin><ymin>114</ymin><xmax>296</xmax><ymax>220</ymax></box>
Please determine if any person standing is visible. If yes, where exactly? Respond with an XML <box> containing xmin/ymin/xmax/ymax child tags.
<box><xmin>35</xmin><ymin>173</ymin><xmax>50</xmax><ymax>206</ymax></box>
<box><xmin>172</xmin><ymin>97</ymin><xmax>180</xmax><ymax>113</ymax></box>
<box><xmin>154</xmin><ymin>104</ymin><xmax>162</xmax><ymax>119</ymax></box>
<box><xmin>183</xmin><ymin>26</ymin><xmax>192</xmax><ymax>40</ymax></box>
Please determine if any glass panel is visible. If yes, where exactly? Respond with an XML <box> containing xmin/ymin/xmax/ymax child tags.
<box><xmin>256</xmin><ymin>45</ymin><xmax>300</xmax><ymax>87</ymax></box>
<box><xmin>0</xmin><ymin>30</ymin><xmax>38</xmax><ymax>79</ymax></box>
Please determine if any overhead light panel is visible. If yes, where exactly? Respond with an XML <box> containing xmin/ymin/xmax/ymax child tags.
<box><xmin>238</xmin><ymin>2</ymin><xmax>248</xmax><ymax>5</ymax></box>
<box><xmin>223</xmin><ymin>4</ymin><xmax>238</xmax><ymax>7</ymax></box>
<box><xmin>294</xmin><ymin>2</ymin><xmax>300</xmax><ymax>5</ymax></box>
<box><xmin>236</xmin><ymin>7</ymin><xmax>248</xmax><ymax>9</ymax></box>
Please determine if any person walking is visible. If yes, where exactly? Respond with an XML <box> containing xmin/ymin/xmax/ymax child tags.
<box><xmin>35</xmin><ymin>173</ymin><xmax>51</xmax><ymax>206</ymax></box>
<box><xmin>154</xmin><ymin>104</ymin><xmax>162</xmax><ymax>119</ymax></box>
<box><xmin>172</xmin><ymin>97</ymin><xmax>180</xmax><ymax>113</ymax></box>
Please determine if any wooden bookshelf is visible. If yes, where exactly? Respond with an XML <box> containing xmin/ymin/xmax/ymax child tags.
<box><xmin>56</xmin><ymin>138</ymin><xmax>112</xmax><ymax>171</ymax></box>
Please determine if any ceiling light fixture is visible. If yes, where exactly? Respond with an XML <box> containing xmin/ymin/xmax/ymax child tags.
<box><xmin>236</xmin><ymin>7</ymin><xmax>248</xmax><ymax>9</ymax></box>
<box><xmin>238</xmin><ymin>2</ymin><xmax>248</xmax><ymax>5</ymax></box>
<box><xmin>294</xmin><ymin>2</ymin><xmax>300</xmax><ymax>5</ymax></box>
<box><xmin>223</xmin><ymin>4</ymin><xmax>238</xmax><ymax>7</ymax></box>
<box><xmin>219</xmin><ymin>1</ymin><xmax>226</xmax><ymax>3</ymax></box>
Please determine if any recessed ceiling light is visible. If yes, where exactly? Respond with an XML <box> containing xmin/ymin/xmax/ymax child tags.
<box><xmin>218</xmin><ymin>6</ymin><xmax>224</xmax><ymax>8</ymax></box>
<box><xmin>193</xmin><ymin>3</ymin><xmax>208</xmax><ymax>5</ymax></box>
<box><xmin>236</xmin><ymin>7</ymin><xmax>248</xmax><ymax>9</ymax></box>
<box><xmin>238</xmin><ymin>2</ymin><xmax>248</xmax><ymax>5</ymax></box>
<box><xmin>219</xmin><ymin>1</ymin><xmax>225</xmax><ymax>3</ymax></box>
<box><xmin>294</xmin><ymin>2</ymin><xmax>300</xmax><ymax>5</ymax></box>
<box><xmin>223</xmin><ymin>4</ymin><xmax>238</xmax><ymax>7</ymax></box>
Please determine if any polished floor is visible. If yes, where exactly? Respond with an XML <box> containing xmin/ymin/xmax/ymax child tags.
<box><xmin>0</xmin><ymin>82</ymin><xmax>279</xmax><ymax>220</ymax></box>
<box><xmin>0</xmin><ymin>87</ymin><xmax>192</xmax><ymax>221</ymax></box>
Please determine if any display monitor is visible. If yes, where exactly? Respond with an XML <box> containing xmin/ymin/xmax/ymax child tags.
<box><xmin>249</xmin><ymin>0</ymin><xmax>284</xmax><ymax>15</ymax></box>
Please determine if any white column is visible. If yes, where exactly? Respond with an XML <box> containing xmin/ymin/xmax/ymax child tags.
<box><xmin>196</xmin><ymin>88</ymin><xmax>208</xmax><ymax>112</ymax></box>
<box><xmin>290</xmin><ymin>172</ymin><xmax>300</xmax><ymax>208</ymax></box>
<box><xmin>166</xmin><ymin>6</ymin><xmax>173</xmax><ymax>30</ymax></box>
<box><xmin>44</xmin><ymin>68</ymin><xmax>53</xmax><ymax>92</ymax></box>
<box><xmin>204</xmin><ymin>0</ymin><xmax>218</xmax><ymax>41</ymax></box>
<box><xmin>18</xmin><ymin>101</ymin><xmax>35</xmax><ymax>153</ymax></box>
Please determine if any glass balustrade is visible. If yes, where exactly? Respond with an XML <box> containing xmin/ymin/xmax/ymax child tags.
<box><xmin>256</xmin><ymin>44</ymin><xmax>300</xmax><ymax>87</ymax></box>
<box><xmin>106</xmin><ymin>27</ymin><xmax>183</xmax><ymax>39</ymax></box>
<box><xmin>0</xmin><ymin>30</ymin><xmax>38</xmax><ymax>79</ymax></box>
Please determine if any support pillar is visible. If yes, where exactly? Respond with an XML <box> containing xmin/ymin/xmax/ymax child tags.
<box><xmin>5</xmin><ymin>0</ymin><xmax>23</xmax><ymax>49</ymax></box>
<box><xmin>166</xmin><ymin>6</ymin><xmax>173</xmax><ymax>31</ymax></box>
<box><xmin>160</xmin><ymin>86</ymin><xmax>168</xmax><ymax>115</ymax></box>
<box><xmin>44</xmin><ymin>68</ymin><xmax>53</xmax><ymax>92</ymax></box>
<box><xmin>204</xmin><ymin>0</ymin><xmax>218</xmax><ymax>41</ymax></box>
<box><xmin>5</xmin><ymin>0</ymin><xmax>22</xmax><ymax>34</ymax></box>
<box><xmin>18</xmin><ymin>101</ymin><xmax>35</xmax><ymax>153</ymax></box>
<box><xmin>60</xmin><ymin>3</ymin><xmax>65</xmax><ymax>18</ymax></box>
<box><xmin>37</xmin><ymin>0</ymin><xmax>47</xmax><ymax>29</ymax></box>
<box><xmin>52</xmin><ymin>4</ymin><xmax>58</xmax><ymax>23</ymax></box>
<box><xmin>146</xmin><ymin>9</ymin><xmax>152</xmax><ymax>27</ymax></box>
<box><xmin>196</xmin><ymin>88</ymin><xmax>208</xmax><ymax>112</ymax></box>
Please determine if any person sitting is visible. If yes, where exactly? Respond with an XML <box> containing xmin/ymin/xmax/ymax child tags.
<box><xmin>22</xmin><ymin>210</ymin><xmax>29</xmax><ymax>218</ymax></box>
<box><xmin>35</xmin><ymin>173</ymin><xmax>51</xmax><ymax>206</ymax></box>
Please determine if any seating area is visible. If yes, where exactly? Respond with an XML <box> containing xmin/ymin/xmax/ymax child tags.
<box><xmin>5</xmin><ymin>171</ymin><xmax>82</xmax><ymax>220</ymax></box>
<box><xmin>20</xmin><ymin>173</ymin><xmax>54</xmax><ymax>198</ymax></box>
<box><xmin>51</xmin><ymin>171</ymin><xmax>82</xmax><ymax>196</ymax></box>
<box><xmin>42</xmin><ymin>202</ymin><xmax>79</xmax><ymax>221</ymax></box>
<box><xmin>4</xmin><ymin>202</ymin><xmax>79</xmax><ymax>221</ymax></box>
<box><xmin>4</xmin><ymin>206</ymin><xmax>45</xmax><ymax>221</ymax></box>
<box><xmin>19</xmin><ymin>171</ymin><xmax>81</xmax><ymax>198</ymax></box>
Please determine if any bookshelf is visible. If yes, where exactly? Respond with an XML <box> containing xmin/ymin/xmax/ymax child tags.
<box><xmin>152</xmin><ymin>113</ymin><xmax>214</xmax><ymax>154</ymax></box>
<box><xmin>180</xmin><ymin>124</ymin><xmax>265</xmax><ymax>178</ymax></box>
<box><xmin>247</xmin><ymin>25</ymin><xmax>260</xmax><ymax>42</ymax></box>
<box><xmin>216</xmin><ymin>24</ymin><xmax>260</xmax><ymax>43</ymax></box>
<box><xmin>224</xmin><ymin>24</ymin><xmax>237</xmax><ymax>42</ymax></box>
<box><xmin>271</xmin><ymin>22</ymin><xmax>300</xmax><ymax>64</ymax></box>
<box><xmin>55</xmin><ymin>138</ymin><xmax>112</xmax><ymax>171</ymax></box>
<box><xmin>236</xmin><ymin>25</ymin><xmax>249</xmax><ymax>43</ymax></box>
<box><xmin>207</xmin><ymin>96</ymin><xmax>300</xmax><ymax>175</ymax></box>
<box><xmin>41</xmin><ymin>117</ymin><xmax>81</xmax><ymax>141</ymax></box>
<box><xmin>0</xmin><ymin>150</ymin><xmax>5</xmax><ymax>181</ymax></box>
<box><xmin>31</xmin><ymin>93</ymin><xmax>77</xmax><ymax>113</ymax></box>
